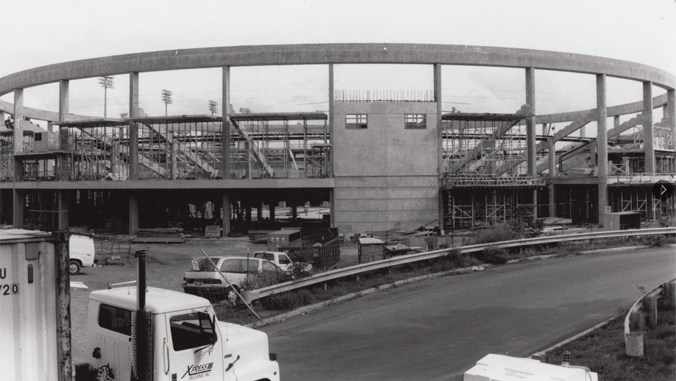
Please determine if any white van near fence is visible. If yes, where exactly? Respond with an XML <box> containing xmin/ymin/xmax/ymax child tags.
<box><xmin>69</xmin><ymin>234</ymin><xmax>96</xmax><ymax>274</ymax></box>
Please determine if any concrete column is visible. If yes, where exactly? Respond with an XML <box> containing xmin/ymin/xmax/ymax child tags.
<box><xmin>59</xmin><ymin>80</ymin><xmax>69</xmax><ymax>149</ymax></box>
<box><xmin>597</xmin><ymin>74</ymin><xmax>608</xmax><ymax>225</ymax></box>
<box><xmin>329</xmin><ymin>189</ymin><xmax>335</xmax><ymax>228</ymax></box>
<box><xmin>129</xmin><ymin>72</ymin><xmax>139</xmax><ymax>180</ymax></box>
<box><xmin>434</xmin><ymin>63</ymin><xmax>444</xmax><ymax>234</ymax></box>
<box><xmin>57</xmin><ymin>80</ymin><xmax>70</xmax><ymax>231</ymax></box>
<box><xmin>525</xmin><ymin>68</ymin><xmax>537</xmax><ymax>176</ymax></box>
<box><xmin>222</xmin><ymin>192</ymin><xmax>231</xmax><ymax>237</ymax></box>
<box><xmin>328</xmin><ymin>64</ymin><xmax>334</xmax><ymax>178</ymax></box>
<box><xmin>526</xmin><ymin>68</ymin><xmax>537</xmax><ymax>221</ymax></box>
<box><xmin>643</xmin><ymin>82</ymin><xmax>654</xmax><ymax>173</ymax></box>
<box><xmin>129</xmin><ymin>193</ymin><xmax>139</xmax><ymax>235</ymax></box>
<box><xmin>171</xmin><ymin>135</ymin><xmax>178</xmax><ymax>179</ymax></box>
<box><xmin>548</xmin><ymin>139</ymin><xmax>556</xmax><ymax>217</ymax></box>
<box><xmin>58</xmin><ymin>191</ymin><xmax>69</xmax><ymax>231</ymax></box>
<box><xmin>244</xmin><ymin>201</ymin><xmax>252</xmax><ymax>223</ymax></box>
<box><xmin>667</xmin><ymin>90</ymin><xmax>675</xmax><ymax>154</ymax></box>
<box><xmin>13</xmin><ymin>88</ymin><xmax>24</xmax><ymax>155</ymax></box>
<box><xmin>12</xmin><ymin>89</ymin><xmax>24</xmax><ymax>228</ymax></box>
<box><xmin>222</xmin><ymin>66</ymin><xmax>231</xmax><ymax>179</ymax></box>
<box><xmin>257</xmin><ymin>202</ymin><xmax>263</xmax><ymax>222</ymax></box>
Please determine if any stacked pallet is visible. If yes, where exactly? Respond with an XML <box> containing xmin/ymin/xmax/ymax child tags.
<box><xmin>132</xmin><ymin>228</ymin><xmax>186</xmax><ymax>243</ymax></box>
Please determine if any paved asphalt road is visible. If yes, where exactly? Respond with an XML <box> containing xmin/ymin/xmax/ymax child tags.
<box><xmin>261</xmin><ymin>248</ymin><xmax>675</xmax><ymax>380</ymax></box>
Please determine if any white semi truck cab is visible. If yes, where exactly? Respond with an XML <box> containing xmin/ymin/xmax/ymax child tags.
<box><xmin>80</xmin><ymin>286</ymin><xmax>280</xmax><ymax>381</ymax></box>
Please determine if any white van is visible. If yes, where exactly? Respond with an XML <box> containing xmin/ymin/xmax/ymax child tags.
<box><xmin>69</xmin><ymin>234</ymin><xmax>96</xmax><ymax>274</ymax></box>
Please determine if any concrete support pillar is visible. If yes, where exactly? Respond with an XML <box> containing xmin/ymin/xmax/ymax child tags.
<box><xmin>59</xmin><ymin>80</ymin><xmax>69</xmax><ymax>150</ymax></box>
<box><xmin>329</xmin><ymin>189</ymin><xmax>335</xmax><ymax>228</ymax></box>
<box><xmin>526</xmin><ymin>68</ymin><xmax>537</xmax><ymax>221</ymax></box>
<box><xmin>129</xmin><ymin>193</ymin><xmax>139</xmax><ymax>235</ymax></box>
<box><xmin>328</xmin><ymin>64</ymin><xmax>335</xmax><ymax>178</ymax></box>
<box><xmin>643</xmin><ymin>82</ymin><xmax>654</xmax><ymax>173</ymax></box>
<box><xmin>12</xmin><ymin>189</ymin><xmax>23</xmax><ymax>228</ymax></box>
<box><xmin>12</xmin><ymin>89</ymin><xmax>24</xmax><ymax>228</ymax></box>
<box><xmin>270</xmin><ymin>202</ymin><xmax>276</xmax><ymax>223</ymax></box>
<box><xmin>13</xmin><ymin>89</ymin><xmax>24</xmax><ymax>156</ymax></box>
<box><xmin>292</xmin><ymin>202</ymin><xmax>298</xmax><ymax>221</ymax></box>
<box><xmin>525</xmin><ymin>68</ymin><xmax>537</xmax><ymax>176</ymax></box>
<box><xmin>548</xmin><ymin>184</ymin><xmax>556</xmax><ymax>218</ymax></box>
<box><xmin>257</xmin><ymin>203</ymin><xmax>263</xmax><ymax>222</ymax></box>
<box><xmin>434</xmin><ymin>63</ymin><xmax>444</xmax><ymax>234</ymax></box>
<box><xmin>667</xmin><ymin>90</ymin><xmax>675</xmax><ymax>153</ymax></box>
<box><xmin>222</xmin><ymin>66</ymin><xmax>231</xmax><ymax>179</ymax></box>
<box><xmin>129</xmin><ymin>72</ymin><xmax>139</xmax><ymax>180</ymax></box>
<box><xmin>58</xmin><ymin>191</ymin><xmax>69</xmax><ymax>231</ymax></box>
<box><xmin>597</xmin><ymin>74</ymin><xmax>608</xmax><ymax>225</ymax></box>
<box><xmin>548</xmin><ymin>139</ymin><xmax>556</xmax><ymax>218</ymax></box>
<box><xmin>244</xmin><ymin>201</ymin><xmax>252</xmax><ymax>224</ymax></box>
<box><xmin>171</xmin><ymin>136</ymin><xmax>178</xmax><ymax>179</ymax></box>
<box><xmin>222</xmin><ymin>192</ymin><xmax>231</xmax><ymax>237</ymax></box>
<box><xmin>58</xmin><ymin>80</ymin><xmax>70</xmax><ymax>231</ymax></box>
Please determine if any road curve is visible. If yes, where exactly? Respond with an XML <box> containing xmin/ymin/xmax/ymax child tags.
<box><xmin>261</xmin><ymin>248</ymin><xmax>675</xmax><ymax>381</ymax></box>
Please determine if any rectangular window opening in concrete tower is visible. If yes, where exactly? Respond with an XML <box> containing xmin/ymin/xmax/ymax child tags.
<box><xmin>404</xmin><ymin>114</ymin><xmax>426</xmax><ymax>129</ymax></box>
<box><xmin>346</xmin><ymin>114</ymin><xmax>368</xmax><ymax>129</ymax></box>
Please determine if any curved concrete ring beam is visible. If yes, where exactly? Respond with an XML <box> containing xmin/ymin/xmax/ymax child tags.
<box><xmin>1</xmin><ymin>44</ymin><xmax>675</xmax><ymax>98</ymax></box>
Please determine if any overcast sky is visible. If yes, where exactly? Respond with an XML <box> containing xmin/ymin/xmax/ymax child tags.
<box><xmin>1</xmin><ymin>0</ymin><xmax>674</xmax><ymax>120</ymax></box>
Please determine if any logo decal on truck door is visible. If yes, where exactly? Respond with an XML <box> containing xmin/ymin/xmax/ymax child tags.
<box><xmin>181</xmin><ymin>363</ymin><xmax>214</xmax><ymax>379</ymax></box>
<box><xmin>95</xmin><ymin>364</ymin><xmax>114</xmax><ymax>381</ymax></box>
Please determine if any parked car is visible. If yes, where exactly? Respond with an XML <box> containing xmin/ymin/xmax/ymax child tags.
<box><xmin>253</xmin><ymin>251</ymin><xmax>313</xmax><ymax>277</ymax></box>
<box><xmin>182</xmin><ymin>256</ymin><xmax>290</xmax><ymax>304</ymax></box>
<box><xmin>69</xmin><ymin>234</ymin><xmax>96</xmax><ymax>275</ymax></box>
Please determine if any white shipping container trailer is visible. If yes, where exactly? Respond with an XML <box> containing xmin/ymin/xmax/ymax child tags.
<box><xmin>0</xmin><ymin>229</ymin><xmax>59</xmax><ymax>380</ymax></box>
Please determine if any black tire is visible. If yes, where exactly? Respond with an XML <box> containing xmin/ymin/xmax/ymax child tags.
<box><xmin>69</xmin><ymin>260</ymin><xmax>81</xmax><ymax>275</ymax></box>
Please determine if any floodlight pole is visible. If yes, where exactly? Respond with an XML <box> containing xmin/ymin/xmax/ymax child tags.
<box><xmin>161</xmin><ymin>89</ymin><xmax>173</xmax><ymax>116</ymax></box>
<box><xmin>209</xmin><ymin>100</ymin><xmax>218</xmax><ymax>116</ymax></box>
<box><xmin>98</xmin><ymin>76</ymin><xmax>114</xmax><ymax>118</ymax></box>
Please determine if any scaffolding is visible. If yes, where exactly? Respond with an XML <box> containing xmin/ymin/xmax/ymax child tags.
<box><xmin>135</xmin><ymin>116</ymin><xmax>221</xmax><ymax>180</ymax></box>
<box><xmin>442</xmin><ymin>113</ymin><xmax>530</xmax><ymax>179</ymax></box>
<box><xmin>229</xmin><ymin>112</ymin><xmax>330</xmax><ymax>179</ymax></box>
<box><xmin>443</xmin><ymin>188</ymin><xmax>543</xmax><ymax>230</ymax></box>
<box><xmin>609</xmin><ymin>185</ymin><xmax>675</xmax><ymax>222</ymax></box>
<box><xmin>11</xmin><ymin>113</ymin><xmax>330</xmax><ymax>182</ymax></box>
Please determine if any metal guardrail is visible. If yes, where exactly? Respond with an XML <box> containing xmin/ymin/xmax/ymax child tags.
<box><xmin>241</xmin><ymin>227</ymin><xmax>676</xmax><ymax>304</ymax></box>
<box><xmin>624</xmin><ymin>277</ymin><xmax>676</xmax><ymax>357</ymax></box>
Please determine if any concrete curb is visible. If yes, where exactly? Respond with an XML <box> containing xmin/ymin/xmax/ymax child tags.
<box><xmin>530</xmin><ymin>314</ymin><xmax>622</xmax><ymax>362</ymax></box>
<box><xmin>578</xmin><ymin>243</ymin><xmax>676</xmax><ymax>255</ymax></box>
<box><xmin>246</xmin><ymin>264</ymin><xmax>493</xmax><ymax>329</ymax></box>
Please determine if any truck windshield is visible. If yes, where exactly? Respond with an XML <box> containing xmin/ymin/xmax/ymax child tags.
<box><xmin>169</xmin><ymin>311</ymin><xmax>216</xmax><ymax>351</ymax></box>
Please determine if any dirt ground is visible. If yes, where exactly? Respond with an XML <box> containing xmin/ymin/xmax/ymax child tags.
<box><xmin>70</xmin><ymin>236</ymin><xmax>358</xmax><ymax>364</ymax></box>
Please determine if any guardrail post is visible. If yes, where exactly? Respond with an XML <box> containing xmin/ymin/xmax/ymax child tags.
<box><xmin>642</xmin><ymin>290</ymin><xmax>662</xmax><ymax>327</ymax></box>
<box><xmin>626</xmin><ymin>310</ymin><xmax>646</xmax><ymax>357</ymax></box>
<box><xmin>625</xmin><ymin>331</ymin><xmax>645</xmax><ymax>357</ymax></box>
<box><xmin>664</xmin><ymin>280</ymin><xmax>676</xmax><ymax>307</ymax></box>
<box><xmin>629</xmin><ymin>310</ymin><xmax>645</xmax><ymax>332</ymax></box>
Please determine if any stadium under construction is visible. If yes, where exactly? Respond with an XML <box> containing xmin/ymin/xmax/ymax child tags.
<box><xmin>0</xmin><ymin>44</ymin><xmax>675</xmax><ymax>237</ymax></box>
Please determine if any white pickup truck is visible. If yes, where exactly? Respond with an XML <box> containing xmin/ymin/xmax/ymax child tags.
<box><xmin>253</xmin><ymin>251</ymin><xmax>313</xmax><ymax>276</ymax></box>
<box><xmin>78</xmin><ymin>286</ymin><xmax>280</xmax><ymax>381</ymax></box>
